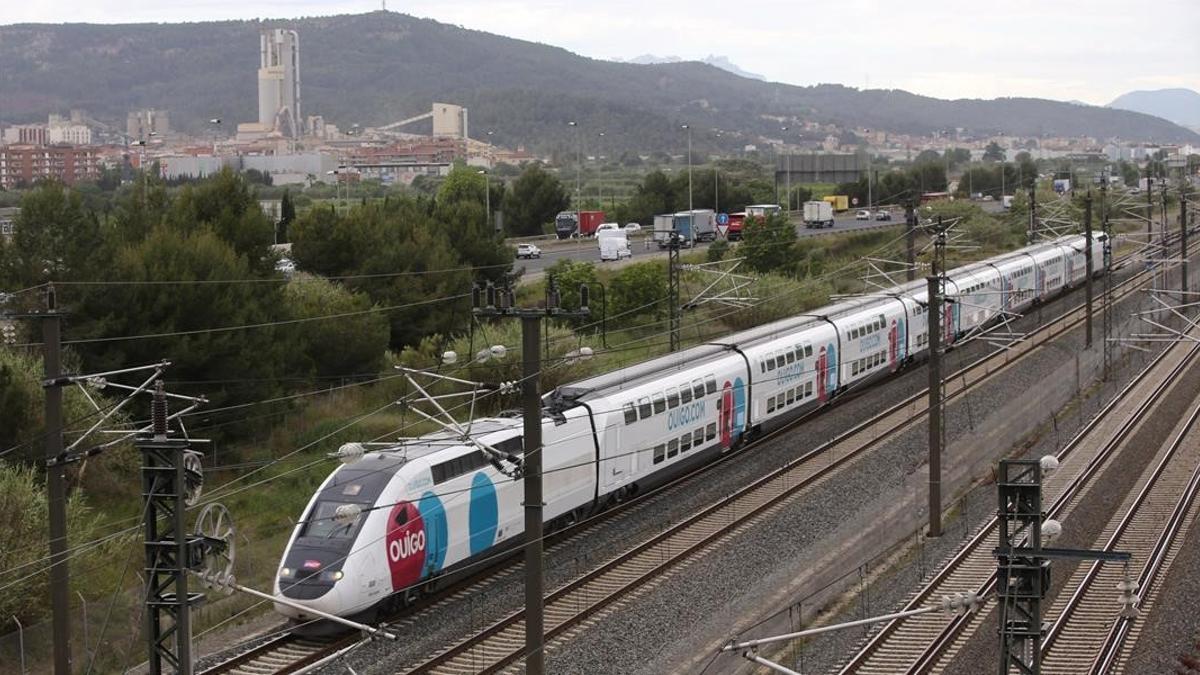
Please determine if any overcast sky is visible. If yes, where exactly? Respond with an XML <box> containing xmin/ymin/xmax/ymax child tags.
<box><xmin>7</xmin><ymin>0</ymin><xmax>1198</xmax><ymax>105</ymax></box>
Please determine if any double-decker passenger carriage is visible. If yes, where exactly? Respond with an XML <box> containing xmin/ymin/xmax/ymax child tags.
<box><xmin>273</xmin><ymin>236</ymin><xmax>1110</xmax><ymax>622</ymax></box>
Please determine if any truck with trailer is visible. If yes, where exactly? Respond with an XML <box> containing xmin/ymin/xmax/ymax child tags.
<box><xmin>726</xmin><ymin>211</ymin><xmax>747</xmax><ymax>240</ymax></box>
<box><xmin>803</xmin><ymin>200</ymin><xmax>835</xmax><ymax>228</ymax></box>
<box><xmin>681</xmin><ymin>209</ymin><xmax>717</xmax><ymax>242</ymax></box>
<box><xmin>554</xmin><ymin>210</ymin><xmax>607</xmax><ymax>239</ymax></box>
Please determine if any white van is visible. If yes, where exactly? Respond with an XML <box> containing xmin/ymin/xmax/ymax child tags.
<box><xmin>598</xmin><ymin>233</ymin><xmax>632</xmax><ymax>261</ymax></box>
<box><xmin>594</xmin><ymin>222</ymin><xmax>621</xmax><ymax>237</ymax></box>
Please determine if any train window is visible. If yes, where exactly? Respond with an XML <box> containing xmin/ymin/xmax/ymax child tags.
<box><xmin>693</xmin><ymin>380</ymin><xmax>705</xmax><ymax>399</ymax></box>
<box><xmin>668</xmin><ymin>439</ymin><xmax>679</xmax><ymax>458</ymax></box>
<box><xmin>494</xmin><ymin>436</ymin><xmax>524</xmax><ymax>457</ymax></box>
<box><xmin>653</xmin><ymin>393</ymin><xmax>666</xmax><ymax>415</ymax></box>
<box><xmin>654</xmin><ymin>445</ymin><xmax>665</xmax><ymax>464</ymax></box>
<box><xmin>637</xmin><ymin>397</ymin><xmax>652</xmax><ymax>419</ymax></box>
<box><xmin>805</xmin><ymin>345</ymin><xmax>813</xmax><ymax>358</ymax></box>
<box><xmin>667</xmin><ymin>389</ymin><xmax>680</xmax><ymax>409</ymax></box>
<box><xmin>395</xmin><ymin>508</ymin><xmax>409</xmax><ymax>526</ymax></box>
<box><xmin>767</xmin><ymin>396</ymin><xmax>776</xmax><ymax>413</ymax></box>
<box><xmin>715</xmin><ymin>397</ymin><xmax>722</xmax><ymax>412</ymax></box>
<box><xmin>851</xmin><ymin>362</ymin><xmax>858</xmax><ymax>376</ymax></box>
<box><xmin>786</xmin><ymin>350</ymin><xmax>796</xmax><ymax>365</ymax></box>
<box><xmin>302</xmin><ymin>501</ymin><xmax>364</xmax><ymax>539</ymax></box>
<box><xmin>767</xmin><ymin>355</ymin><xmax>776</xmax><ymax>371</ymax></box>
<box><xmin>706</xmin><ymin>423</ymin><xmax>716</xmax><ymax>440</ymax></box>
<box><xmin>760</xmin><ymin>361</ymin><xmax>767</xmax><ymax>374</ymax></box>
<box><xmin>680</xmin><ymin>385</ymin><xmax>692</xmax><ymax>404</ymax></box>
<box><xmin>680</xmin><ymin>433</ymin><xmax>691</xmax><ymax>452</ymax></box>
<box><xmin>705</xmin><ymin>376</ymin><xmax>717</xmax><ymax>394</ymax></box>
<box><xmin>805</xmin><ymin>381</ymin><xmax>813</xmax><ymax>396</ymax></box>
<box><xmin>786</xmin><ymin>389</ymin><xmax>795</xmax><ymax>405</ymax></box>
<box><xmin>693</xmin><ymin>429</ymin><xmax>704</xmax><ymax>446</ymax></box>
<box><xmin>624</xmin><ymin>401</ymin><xmax>643</xmax><ymax>422</ymax></box>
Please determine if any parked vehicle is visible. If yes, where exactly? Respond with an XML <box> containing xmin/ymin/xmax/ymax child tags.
<box><xmin>623</xmin><ymin>223</ymin><xmax>642</xmax><ymax>233</ymax></box>
<box><xmin>1053</xmin><ymin>179</ymin><xmax>1071</xmax><ymax>194</ymax></box>
<box><xmin>599</xmin><ymin>234</ymin><xmax>632</xmax><ymax>261</ymax></box>
<box><xmin>516</xmin><ymin>243</ymin><xmax>542</xmax><ymax>259</ymax></box>
<box><xmin>803</xmin><ymin>201</ymin><xmax>835</xmax><ymax>228</ymax></box>
<box><xmin>874</xmin><ymin>210</ymin><xmax>892</xmax><ymax>221</ymax></box>
<box><xmin>855</xmin><ymin>210</ymin><xmax>871</xmax><ymax>221</ymax></box>
<box><xmin>823</xmin><ymin>195</ymin><xmax>850</xmax><ymax>212</ymax></box>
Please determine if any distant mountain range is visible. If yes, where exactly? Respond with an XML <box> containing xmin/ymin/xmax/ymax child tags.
<box><xmin>0</xmin><ymin>12</ymin><xmax>1195</xmax><ymax>152</ymax></box>
<box><xmin>1108</xmin><ymin>88</ymin><xmax>1200</xmax><ymax>129</ymax></box>
<box><xmin>620</xmin><ymin>54</ymin><xmax>766</xmax><ymax>81</ymax></box>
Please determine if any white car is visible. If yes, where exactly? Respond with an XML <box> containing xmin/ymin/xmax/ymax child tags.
<box><xmin>275</xmin><ymin>257</ymin><xmax>296</xmax><ymax>276</ymax></box>
<box><xmin>855</xmin><ymin>210</ymin><xmax>871</xmax><ymax>221</ymax></box>
<box><xmin>623</xmin><ymin>223</ymin><xmax>642</xmax><ymax>233</ymax></box>
<box><xmin>516</xmin><ymin>243</ymin><xmax>542</xmax><ymax>259</ymax></box>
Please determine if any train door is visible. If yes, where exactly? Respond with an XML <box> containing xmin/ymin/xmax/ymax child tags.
<box><xmin>601</xmin><ymin>417</ymin><xmax>631</xmax><ymax>492</ymax></box>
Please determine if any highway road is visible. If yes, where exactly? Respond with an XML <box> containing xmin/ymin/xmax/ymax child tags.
<box><xmin>516</xmin><ymin>202</ymin><xmax>1009</xmax><ymax>279</ymax></box>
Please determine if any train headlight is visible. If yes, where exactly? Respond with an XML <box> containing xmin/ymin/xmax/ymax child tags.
<box><xmin>279</xmin><ymin>567</ymin><xmax>293</xmax><ymax>579</ymax></box>
<box><xmin>320</xmin><ymin>570</ymin><xmax>344</xmax><ymax>582</ymax></box>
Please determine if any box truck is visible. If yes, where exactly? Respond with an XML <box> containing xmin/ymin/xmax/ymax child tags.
<box><xmin>823</xmin><ymin>195</ymin><xmax>850</xmax><ymax>212</ymax></box>
<box><xmin>803</xmin><ymin>200</ymin><xmax>835</xmax><ymax>228</ymax></box>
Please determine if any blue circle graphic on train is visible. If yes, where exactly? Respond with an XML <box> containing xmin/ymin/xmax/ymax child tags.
<box><xmin>732</xmin><ymin>377</ymin><xmax>746</xmax><ymax>440</ymax></box>
<box><xmin>417</xmin><ymin>491</ymin><xmax>448</xmax><ymax>575</ymax></box>
<box><xmin>468</xmin><ymin>472</ymin><xmax>499</xmax><ymax>556</ymax></box>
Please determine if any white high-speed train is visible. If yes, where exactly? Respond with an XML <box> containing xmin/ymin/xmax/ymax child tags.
<box><xmin>274</xmin><ymin>234</ymin><xmax>1105</xmax><ymax>620</ymax></box>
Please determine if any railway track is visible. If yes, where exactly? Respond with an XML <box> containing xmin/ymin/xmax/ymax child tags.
<box><xmin>1041</xmin><ymin>390</ymin><xmax>1200</xmax><ymax>673</ymax></box>
<box><xmin>835</xmin><ymin>316</ymin><xmax>1200</xmax><ymax>674</ymax></box>
<box><xmin>200</xmin><ymin>243</ymin><xmax>1176</xmax><ymax>675</ymax></box>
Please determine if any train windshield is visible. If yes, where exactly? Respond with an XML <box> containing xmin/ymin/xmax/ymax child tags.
<box><xmin>300</xmin><ymin>501</ymin><xmax>364</xmax><ymax>540</ymax></box>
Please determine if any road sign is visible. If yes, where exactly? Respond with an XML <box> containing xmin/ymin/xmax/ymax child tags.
<box><xmin>717</xmin><ymin>212</ymin><xmax>730</xmax><ymax>225</ymax></box>
<box><xmin>852</xmin><ymin>197</ymin><xmax>859</xmax><ymax>206</ymax></box>
<box><xmin>716</xmin><ymin>223</ymin><xmax>729</xmax><ymax>237</ymax></box>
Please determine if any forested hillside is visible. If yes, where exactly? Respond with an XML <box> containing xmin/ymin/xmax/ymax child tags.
<box><xmin>1</xmin><ymin>11</ymin><xmax>1196</xmax><ymax>150</ymax></box>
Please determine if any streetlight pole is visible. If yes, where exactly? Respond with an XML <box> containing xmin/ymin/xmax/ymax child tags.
<box><xmin>597</xmin><ymin>131</ymin><xmax>605</xmax><ymax>211</ymax></box>
<box><xmin>568</xmin><ymin>121</ymin><xmax>580</xmax><ymax>219</ymax></box>
<box><xmin>782</xmin><ymin>126</ymin><xmax>790</xmax><ymax>213</ymax></box>
<box><xmin>682</xmin><ymin>124</ymin><xmax>693</xmax><ymax>245</ymax></box>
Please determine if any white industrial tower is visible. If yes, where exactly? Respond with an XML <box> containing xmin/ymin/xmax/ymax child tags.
<box><xmin>257</xmin><ymin>28</ymin><xmax>301</xmax><ymax>138</ymax></box>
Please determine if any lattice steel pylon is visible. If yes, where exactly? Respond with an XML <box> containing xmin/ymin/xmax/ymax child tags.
<box><xmin>996</xmin><ymin>459</ymin><xmax>1049</xmax><ymax>675</ymax></box>
<box><xmin>140</xmin><ymin>382</ymin><xmax>206</xmax><ymax>675</ymax></box>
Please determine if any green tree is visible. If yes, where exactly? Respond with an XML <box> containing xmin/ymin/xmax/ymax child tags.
<box><xmin>1117</xmin><ymin>160</ymin><xmax>1140</xmax><ymax>187</ymax></box>
<box><xmin>165</xmin><ymin>167</ymin><xmax>274</xmax><ymax>270</ymax></box>
<box><xmin>74</xmin><ymin>228</ymin><xmax>296</xmax><ymax>408</ymax></box>
<box><xmin>503</xmin><ymin>164</ymin><xmax>570</xmax><ymax>236</ymax></box>
<box><xmin>436</xmin><ymin>164</ymin><xmax>487</xmax><ymax>207</ymax></box>
<box><xmin>282</xmin><ymin>275</ymin><xmax>389</xmax><ymax>377</ymax></box>
<box><xmin>279</xmin><ymin>189</ymin><xmax>296</xmax><ymax>243</ymax></box>
<box><xmin>946</xmin><ymin>148</ymin><xmax>973</xmax><ymax>169</ymax></box>
<box><xmin>914</xmin><ymin>150</ymin><xmax>942</xmax><ymax>165</ymax></box>
<box><xmin>707</xmin><ymin>239</ymin><xmax>730</xmax><ymax>262</ymax></box>
<box><xmin>983</xmin><ymin>142</ymin><xmax>1007</xmax><ymax>162</ymax></box>
<box><xmin>608</xmin><ymin>262</ymin><xmax>668</xmax><ymax>326</ymax></box>
<box><xmin>4</xmin><ymin>181</ymin><xmax>106</xmax><ymax>286</ymax></box>
<box><xmin>741</xmin><ymin>212</ymin><xmax>796</xmax><ymax>274</ymax></box>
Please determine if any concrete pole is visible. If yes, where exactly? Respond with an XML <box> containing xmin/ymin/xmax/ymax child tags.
<box><xmin>927</xmin><ymin>274</ymin><xmax>943</xmax><ymax>538</ymax></box>
<box><xmin>42</xmin><ymin>286</ymin><xmax>71</xmax><ymax>675</ymax></box>
<box><xmin>521</xmin><ymin>315</ymin><xmax>545</xmax><ymax>675</ymax></box>
<box><xmin>1183</xmin><ymin>195</ymin><xmax>1190</xmax><ymax>296</ymax></box>
<box><xmin>1084</xmin><ymin>193</ymin><xmax>1094</xmax><ymax>348</ymax></box>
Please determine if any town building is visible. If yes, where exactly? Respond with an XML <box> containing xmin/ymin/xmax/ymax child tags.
<box><xmin>127</xmin><ymin>109</ymin><xmax>171</xmax><ymax>140</ymax></box>
<box><xmin>0</xmin><ymin>144</ymin><xmax>101</xmax><ymax>188</ymax></box>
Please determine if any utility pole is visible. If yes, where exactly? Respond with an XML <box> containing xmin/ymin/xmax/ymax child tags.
<box><xmin>927</xmin><ymin>217</ymin><xmax>946</xmax><ymax>538</ymax></box>
<box><xmin>42</xmin><ymin>285</ymin><xmax>71</xmax><ymax>675</ymax></box>
<box><xmin>1183</xmin><ymin>191</ymin><xmax>1190</xmax><ymax>296</ymax></box>
<box><xmin>668</xmin><ymin>233</ymin><xmax>682</xmax><ymax>352</ymax></box>
<box><xmin>1100</xmin><ymin>178</ymin><xmax>1113</xmax><ymax>381</ymax></box>
<box><xmin>782</xmin><ymin>126</ymin><xmax>790</xmax><ymax>215</ymax></box>
<box><xmin>1027</xmin><ymin>182</ymin><xmax>1037</xmax><ymax>244</ymax></box>
<box><xmin>1084</xmin><ymin>192</ymin><xmax>1094</xmax><ymax>348</ymax></box>
<box><xmin>906</xmin><ymin>199</ymin><xmax>917</xmax><ymax>282</ymax></box>
<box><xmin>1147</xmin><ymin>175</ymin><xmax>1154</xmax><ymax>247</ymax></box>
<box><xmin>473</xmin><ymin>279</ymin><xmax>588</xmax><ymax>675</ymax></box>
